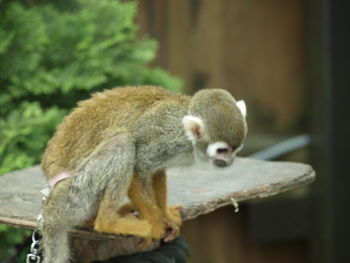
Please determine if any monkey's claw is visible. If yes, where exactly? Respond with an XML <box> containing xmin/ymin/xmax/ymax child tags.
<box><xmin>161</xmin><ymin>205</ymin><xmax>182</xmax><ymax>242</ymax></box>
<box><xmin>163</xmin><ymin>224</ymin><xmax>179</xmax><ymax>242</ymax></box>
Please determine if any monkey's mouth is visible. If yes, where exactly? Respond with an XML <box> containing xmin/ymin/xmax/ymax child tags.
<box><xmin>213</xmin><ymin>158</ymin><xmax>233</xmax><ymax>168</ymax></box>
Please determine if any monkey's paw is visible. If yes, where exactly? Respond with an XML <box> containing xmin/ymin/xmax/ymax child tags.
<box><xmin>137</xmin><ymin>220</ymin><xmax>166</xmax><ymax>250</ymax></box>
<box><xmin>94</xmin><ymin>217</ymin><xmax>152</xmax><ymax>242</ymax></box>
<box><xmin>116</xmin><ymin>203</ymin><xmax>182</xmax><ymax>245</ymax></box>
<box><xmin>150</xmin><ymin>218</ymin><xmax>167</xmax><ymax>239</ymax></box>
<box><xmin>118</xmin><ymin>203</ymin><xmax>171</xmax><ymax>240</ymax></box>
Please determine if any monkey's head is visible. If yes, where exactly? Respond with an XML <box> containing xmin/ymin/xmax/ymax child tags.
<box><xmin>183</xmin><ymin>89</ymin><xmax>247</xmax><ymax>168</ymax></box>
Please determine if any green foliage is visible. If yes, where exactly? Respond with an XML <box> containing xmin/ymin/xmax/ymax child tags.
<box><xmin>0</xmin><ymin>0</ymin><xmax>182</xmax><ymax>260</ymax></box>
<box><xmin>0</xmin><ymin>225</ymin><xmax>31</xmax><ymax>261</ymax></box>
<box><xmin>0</xmin><ymin>102</ymin><xmax>65</xmax><ymax>174</ymax></box>
<box><xmin>0</xmin><ymin>0</ymin><xmax>181</xmax><ymax>109</ymax></box>
<box><xmin>0</xmin><ymin>0</ymin><xmax>182</xmax><ymax>173</ymax></box>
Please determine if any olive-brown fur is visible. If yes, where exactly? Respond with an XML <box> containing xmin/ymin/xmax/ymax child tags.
<box><xmin>40</xmin><ymin>86</ymin><xmax>247</xmax><ymax>263</ymax></box>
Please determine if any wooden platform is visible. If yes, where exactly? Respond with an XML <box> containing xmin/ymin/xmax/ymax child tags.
<box><xmin>0</xmin><ymin>157</ymin><xmax>315</xmax><ymax>235</ymax></box>
<box><xmin>0</xmin><ymin>158</ymin><xmax>315</xmax><ymax>261</ymax></box>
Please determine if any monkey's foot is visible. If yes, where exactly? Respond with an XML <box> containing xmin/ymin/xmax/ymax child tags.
<box><xmin>135</xmin><ymin>218</ymin><xmax>168</xmax><ymax>249</ymax></box>
<box><xmin>118</xmin><ymin>203</ymin><xmax>168</xmax><ymax>240</ymax></box>
<box><xmin>94</xmin><ymin>217</ymin><xmax>152</xmax><ymax>241</ymax></box>
<box><xmin>116</xmin><ymin>203</ymin><xmax>181</xmax><ymax>243</ymax></box>
<box><xmin>148</xmin><ymin>215</ymin><xmax>167</xmax><ymax>240</ymax></box>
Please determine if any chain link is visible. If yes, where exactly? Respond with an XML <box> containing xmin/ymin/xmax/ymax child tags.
<box><xmin>26</xmin><ymin>229</ymin><xmax>41</xmax><ymax>263</ymax></box>
<box><xmin>26</xmin><ymin>197</ymin><xmax>45</xmax><ymax>263</ymax></box>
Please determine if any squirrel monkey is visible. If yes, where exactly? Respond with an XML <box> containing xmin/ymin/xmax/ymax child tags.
<box><xmin>41</xmin><ymin>86</ymin><xmax>247</xmax><ymax>263</ymax></box>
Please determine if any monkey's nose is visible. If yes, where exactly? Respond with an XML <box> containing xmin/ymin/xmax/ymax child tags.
<box><xmin>213</xmin><ymin>159</ymin><xmax>228</xmax><ymax>167</ymax></box>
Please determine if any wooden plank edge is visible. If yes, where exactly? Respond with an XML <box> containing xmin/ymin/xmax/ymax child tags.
<box><xmin>182</xmin><ymin>168</ymin><xmax>316</xmax><ymax>220</ymax></box>
<box><xmin>0</xmin><ymin>169</ymin><xmax>315</xmax><ymax>240</ymax></box>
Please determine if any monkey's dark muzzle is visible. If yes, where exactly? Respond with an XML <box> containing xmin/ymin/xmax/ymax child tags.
<box><xmin>213</xmin><ymin>159</ymin><xmax>232</xmax><ymax>168</ymax></box>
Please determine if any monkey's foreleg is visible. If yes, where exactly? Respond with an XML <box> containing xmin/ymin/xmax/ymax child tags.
<box><xmin>127</xmin><ymin>174</ymin><xmax>167</xmax><ymax>244</ymax></box>
<box><xmin>121</xmin><ymin>171</ymin><xmax>182</xmax><ymax>244</ymax></box>
<box><xmin>152</xmin><ymin>170</ymin><xmax>182</xmax><ymax>242</ymax></box>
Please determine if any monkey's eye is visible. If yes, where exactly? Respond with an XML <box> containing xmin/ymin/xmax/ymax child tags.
<box><xmin>217</xmin><ymin>148</ymin><xmax>229</xmax><ymax>154</ymax></box>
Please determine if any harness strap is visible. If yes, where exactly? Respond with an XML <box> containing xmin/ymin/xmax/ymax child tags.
<box><xmin>41</xmin><ymin>172</ymin><xmax>70</xmax><ymax>197</ymax></box>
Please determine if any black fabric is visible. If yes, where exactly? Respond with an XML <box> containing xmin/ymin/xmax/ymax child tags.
<box><xmin>13</xmin><ymin>234</ymin><xmax>189</xmax><ymax>263</ymax></box>
<box><xmin>93</xmin><ymin>236</ymin><xmax>190</xmax><ymax>263</ymax></box>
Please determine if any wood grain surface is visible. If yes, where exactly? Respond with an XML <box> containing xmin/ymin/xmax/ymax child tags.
<box><xmin>0</xmin><ymin>157</ymin><xmax>315</xmax><ymax>236</ymax></box>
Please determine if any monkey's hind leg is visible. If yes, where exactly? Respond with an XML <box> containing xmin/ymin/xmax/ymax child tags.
<box><xmin>42</xmin><ymin>133</ymin><xmax>138</xmax><ymax>263</ymax></box>
<box><xmin>42</xmin><ymin>179</ymin><xmax>97</xmax><ymax>263</ymax></box>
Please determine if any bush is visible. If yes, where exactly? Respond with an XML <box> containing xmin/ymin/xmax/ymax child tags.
<box><xmin>0</xmin><ymin>0</ymin><xmax>181</xmax><ymax>173</ymax></box>
<box><xmin>0</xmin><ymin>0</ymin><xmax>182</xmax><ymax>260</ymax></box>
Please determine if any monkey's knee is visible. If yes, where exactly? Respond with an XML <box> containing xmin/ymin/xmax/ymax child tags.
<box><xmin>44</xmin><ymin>178</ymin><xmax>98</xmax><ymax>227</ymax></box>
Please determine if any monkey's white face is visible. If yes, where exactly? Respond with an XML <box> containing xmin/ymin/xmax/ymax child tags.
<box><xmin>182</xmin><ymin>99</ymin><xmax>247</xmax><ymax>168</ymax></box>
<box><xmin>206</xmin><ymin>141</ymin><xmax>243</xmax><ymax>167</ymax></box>
<box><xmin>191</xmin><ymin>139</ymin><xmax>244</xmax><ymax>168</ymax></box>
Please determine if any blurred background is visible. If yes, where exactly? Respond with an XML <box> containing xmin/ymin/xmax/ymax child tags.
<box><xmin>0</xmin><ymin>0</ymin><xmax>349</xmax><ymax>262</ymax></box>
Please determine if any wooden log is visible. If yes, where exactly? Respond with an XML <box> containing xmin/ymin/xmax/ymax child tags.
<box><xmin>0</xmin><ymin>158</ymin><xmax>315</xmax><ymax>262</ymax></box>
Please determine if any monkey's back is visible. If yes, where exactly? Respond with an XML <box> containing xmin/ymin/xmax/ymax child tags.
<box><xmin>42</xmin><ymin>86</ymin><xmax>190</xmax><ymax>178</ymax></box>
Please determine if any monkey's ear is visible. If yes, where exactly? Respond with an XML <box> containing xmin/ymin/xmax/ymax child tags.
<box><xmin>182</xmin><ymin>115</ymin><xmax>205</xmax><ymax>142</ymax></box>
<box><xmin>237</xmin><ymin>100</ymin><xmax>247</xmax><ymax>118</ymax></box>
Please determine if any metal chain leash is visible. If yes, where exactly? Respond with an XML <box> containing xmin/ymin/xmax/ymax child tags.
<box><xmin>26</xmin><ymin>197</ymin><xmax>45</xmax><ymax>263</ymax></box>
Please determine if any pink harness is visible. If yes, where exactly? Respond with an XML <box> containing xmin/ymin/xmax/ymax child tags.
<box><xmin>41</xmin><ymin>172</ymin><xmax>70</xmax><ymax>197</ymax></box>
